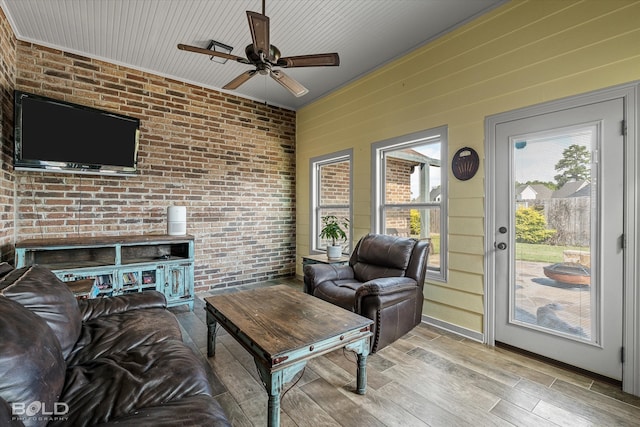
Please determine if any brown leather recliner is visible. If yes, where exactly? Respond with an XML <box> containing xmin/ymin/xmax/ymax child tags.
<box><xmin>303</xmin><ymin>233</ymin><xmax>430</xmax><ymax>353</ymax></box>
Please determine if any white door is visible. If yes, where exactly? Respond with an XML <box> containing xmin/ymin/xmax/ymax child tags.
<box><xmin>494</xmin><ymin>98</ymin><xmax>624</xmax><ymax>380</ymax></box>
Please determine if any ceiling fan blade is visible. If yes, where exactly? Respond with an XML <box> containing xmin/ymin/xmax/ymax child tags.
<box><xmin>177</xmin><ymin>43</ymin><xmax>249</xmax><ymax>64</ymax></box>
<box><xmin>246</xmin><ymin>11</ymin><xmax>270</xmax><ymax>58</ymax></box>
<box><xmin>223</xmin><ymin>70</ymin><xmax>257</xmax><ymax>90</ymax></box>
<box><xmin>277</xmin><ymin>53</ymin><xmax>340</xmax><ymax>68</ymax></box>
<box><xmin>270</xmin><ymin>69</ymin><xmax>308</xmax><ymax>97</ymax></box>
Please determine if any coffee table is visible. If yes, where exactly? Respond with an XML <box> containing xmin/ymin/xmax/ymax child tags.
<box><xmin>204</xmin><ymin>284</ymin><xmax>373</xmax><ymax>427</ymax></box>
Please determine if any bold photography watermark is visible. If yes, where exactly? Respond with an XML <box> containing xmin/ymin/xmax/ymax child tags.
<box><xmin>11</xmin><ymin>401</ymin><xmax>69</xmax><ymax>422</ymax></box>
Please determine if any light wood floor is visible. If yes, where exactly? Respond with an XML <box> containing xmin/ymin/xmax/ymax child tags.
<box><xmin>170</xmin><ymin>278</ymin><xmax>640</xmax><ymax>426</ymax></box>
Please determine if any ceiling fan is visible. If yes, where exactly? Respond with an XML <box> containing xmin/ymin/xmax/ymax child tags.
<box><xmin>177</xmin><ymin>0</ymin><xmax>340</xmax><ymax>97</ymax></box>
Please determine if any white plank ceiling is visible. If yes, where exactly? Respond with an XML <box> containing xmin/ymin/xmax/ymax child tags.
<box><xmin>1</xmin><ymin>0</ymin><xmax>504</xmax><ymax>110</ymax></box>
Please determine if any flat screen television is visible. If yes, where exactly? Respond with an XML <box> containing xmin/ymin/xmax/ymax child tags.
<box><xmin>14</xmin><ymin>90</ymin><xmax>140</xmax><ymax>176</ymax></box>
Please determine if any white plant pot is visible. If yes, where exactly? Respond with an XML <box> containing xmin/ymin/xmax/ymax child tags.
<box><xmin>327</xmin><ymin>245</ymin><xmax>342</xmax><ymax>260</ymax></box>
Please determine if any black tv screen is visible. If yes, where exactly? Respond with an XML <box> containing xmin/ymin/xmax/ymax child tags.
<box><xmin>14</xmin><ymin>90</ymin><xmax>140</xmax><ymax>175</ymax></box>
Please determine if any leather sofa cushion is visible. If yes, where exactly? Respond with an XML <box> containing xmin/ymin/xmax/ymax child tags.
<box><xmin>56</xmin><ymin>340</ymin><xmax>214</xmax><ymax>426</ymax></box>
<box><xmin>0</xmin><ymin>266</ymin><xmax>82</xmax><ymax>360</ymax></box>
<box><xmin>66</xmin><ymin>306</ymin><xmax>183</xmax><ymax>366</ymax></box>
<box><xmin>56</xmin><ymin>303</ymin><xmax>215</xmax><ymax>426</ymax></box>
<box><xmin>0</xmin><ymin>297</ymin><xmax>66</xmax><ymax>427</ymax></box>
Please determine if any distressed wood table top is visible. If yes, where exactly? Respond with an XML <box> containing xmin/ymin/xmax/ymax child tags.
<box><xmin>204</xmin><ymin>284</ymin><xmax>372</xmax><ymax>369</ymax></box>
<box><xmin>205</xmin><ymin>284</ymin><xmax>373</xmax><ymax>427</ymax></box>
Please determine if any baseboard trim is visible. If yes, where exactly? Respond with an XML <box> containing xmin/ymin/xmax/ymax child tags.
<box><xmin>422</xmin><ymin>315</ymin><xmax>485</xmax><ymax>343</ymax></box>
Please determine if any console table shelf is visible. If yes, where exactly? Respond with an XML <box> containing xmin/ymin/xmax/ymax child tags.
<box><xmin>15</xmin><ymin>234</ymin><xmax>195</xmax><ymax>310</ymax></box>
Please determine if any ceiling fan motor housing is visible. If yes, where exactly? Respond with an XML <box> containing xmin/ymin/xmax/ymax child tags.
<box><xmin>245</xmin><ymin>44</ymin><xmax>281</xmax><ymax>64</ymax></box>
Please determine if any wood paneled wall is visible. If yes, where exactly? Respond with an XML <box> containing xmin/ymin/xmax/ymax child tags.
<box><xmin>296</xmin><ymin>0</ymin><xmax>640</xmax><ymax>334</ymax></box>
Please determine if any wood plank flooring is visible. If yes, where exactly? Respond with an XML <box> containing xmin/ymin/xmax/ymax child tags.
<box><xmin>170</xmin><ymin>278</ymin><xmax>640</xmax><ymax>426</ymax></box>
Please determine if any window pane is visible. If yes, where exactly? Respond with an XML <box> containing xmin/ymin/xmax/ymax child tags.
<box><xmin>311</xmin><ymin>151</ymin><xmax>352</xmax><ymax>254</ymax></box>
<box><xmin>385</xmin><ymin>144</ymin><xmax>441</xmax><ymax>204</ymax></box>
<box><xmin>373</xmin><ymin>126</ymin><xmax>446</xmax><ymax>281</ymax></box>
<box><xmin>385</xmin><ymin>156</ymin><xmax>415</xmax><ymax>203</ymax></box>
<box><xmin>319</xmin><ymin>160</ymin><xmax>350</xmax><ymax>206</ymax></box>
<box><xmin>317</xmin><ymin>208</ymin><xmax>350</xmax><ymax>251</ymax></box>
<box><xmin>385</xmin><ymin>206</ymin><xmax>440</xmax><ymax>271</ymax></box>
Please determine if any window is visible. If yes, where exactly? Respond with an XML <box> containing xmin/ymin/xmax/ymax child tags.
<box><xmin>372</xmin><ymin>126</ymin><xmax>447</xmax><ymax>281</ymax></box>
<box><xmin>310</xmin><ymin>149</ymin><xmax>352</xmax><ymax>254</ymax></box>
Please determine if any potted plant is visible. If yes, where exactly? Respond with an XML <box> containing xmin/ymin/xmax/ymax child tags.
<box><xmin>319</xmin><ymin>215</ymin><xmax>349</xmax><ymax>260</ymax></box>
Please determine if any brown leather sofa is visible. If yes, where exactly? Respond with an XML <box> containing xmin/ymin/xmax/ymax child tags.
<box><xmin>303</xmin><ymin>233</ymin><xmax>430</xmax><ymax>353</ymax></box>
<box><xmin>0</xmin><ymin>263</ymin><xmax>230</xmax><ymax>427</ymax></box>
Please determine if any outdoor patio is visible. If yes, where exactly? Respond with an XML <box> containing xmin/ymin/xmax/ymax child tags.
<box><xmin>514</xmin><ymin>260</ymin><xmax>592</xmax><ymax>339</ymax></box>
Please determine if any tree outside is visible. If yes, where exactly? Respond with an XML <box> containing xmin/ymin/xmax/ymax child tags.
<box><xmin>554</xmin><ymin>144</ymin><xmax>590</xmax><ymax>188</ymax></box>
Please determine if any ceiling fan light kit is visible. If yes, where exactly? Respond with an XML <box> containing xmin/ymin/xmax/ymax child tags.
<box><xmin>178</xmin><ymin>0</ymin><xmax>339</xmax><ymax>98</ymax></box>
<box><xmin>206</xmin><ymin>40</ymin><xmax>233</xmax><ymax>64</ymax></box>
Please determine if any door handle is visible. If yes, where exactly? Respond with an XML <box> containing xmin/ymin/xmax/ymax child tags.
<box><xmin>495</xmin><ymin>242</ymin><xmax>507</xmax><ymax>250</ymax></box>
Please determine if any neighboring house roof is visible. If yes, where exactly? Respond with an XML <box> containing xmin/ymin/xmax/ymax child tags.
<box><xmin>387</xmin><ymin>148</ymin><xmax>441</xmax><ymax>167</ymax></box>
<box><xmin>568</xmin><ymin>183</ymin><xmax>591</xmax><ymax>198</ymax></box>
<box><xmin>529</xmin><ymin>184</ymin><xmax>554</xmax><ymax>199</ymax></box>
<box><xmin>430</xmin><ymin>187</ymin><xmax>441</xmax><ymax>201</ymax></box>
<box><xmin>516</xmin><ymin>185</ymin><xmax>537</xmax><ymax>200</ymax></box>
<box><xmin>516</xmin><ymin>184</ymin><xmax>553</xmax><ymax>200</ymax></box>
<box><xmin>552</xmin><ymin>180</ymin><xmax>590</xmax><ymax>198</ymax></box>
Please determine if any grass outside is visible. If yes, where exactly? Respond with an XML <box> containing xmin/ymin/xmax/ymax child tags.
<box><xmin>408</xmin><ymin>235</ymin><xmax>582</xmax><ymax>264</ymax></box>
<box><xmin>515</xmin><ymin>242</ymin><xmax>588</xmax><ymax>263</ymax></box>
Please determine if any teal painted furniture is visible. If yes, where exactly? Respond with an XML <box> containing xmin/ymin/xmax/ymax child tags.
<box><xmin>15</xmin><ymin>234</ymin><xmax>195</xmax><ymax>310</ymax></box>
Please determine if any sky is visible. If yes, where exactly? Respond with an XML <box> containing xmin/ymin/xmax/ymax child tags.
<box><xmin>513</xmin><ymin>127</ymin><xmax>594</xmax><ymax>184</ymax></box>
<box><xmin>403</xmin><ymin>125</ymin><xmax>594</xmax><ymax>199</ymax></box>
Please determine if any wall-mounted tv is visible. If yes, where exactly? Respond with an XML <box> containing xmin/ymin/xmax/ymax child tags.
<box><xmin>14</xmin><ymin>90</ymin><xmax>140</xmax><ymax>176</ymax></box>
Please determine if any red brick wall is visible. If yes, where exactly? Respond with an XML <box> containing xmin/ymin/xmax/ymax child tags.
<box><xmin>9</xmin><ymin>38</ymin><xmax>296</xmax><ymax>291</ymax></box>
<box><xmin>385</xmin><ymin>157</ymin><xmax>416</xmax><ymax>234</ymax></box>
<box><xmin>385</xmin><ymin>157</ymin><xmax>414</xmax><ymax>204</ymax></box>
<box><xmin>0</xmin><ymin>7</ymin><xmax>16</xmax><ymax>262</ymax></box>
<box><xmin>319</xmin><ymin>160</ymin><xmax>349</xmax><ymax>205</ymax></box>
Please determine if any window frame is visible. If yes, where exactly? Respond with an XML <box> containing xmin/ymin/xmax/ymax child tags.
<box><xmin>371</xmin><ymin>126</ymin><xmax>448</xmax><ymax>282</ymax></box>
<box><xmin>309</xmin><ymin>149</ymin><xmax>353</xmax><ymax>255</ymax></box>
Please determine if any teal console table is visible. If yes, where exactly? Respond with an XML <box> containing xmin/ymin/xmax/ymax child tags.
<box><xmin>15</xmin><ymin>234</ymin><xmax>195</xmax><ymax>310</ymax></box>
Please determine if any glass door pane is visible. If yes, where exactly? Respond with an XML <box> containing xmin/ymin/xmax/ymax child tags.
<box><xmin>512</xmin><ymin>125</ymin><xmax>596</xmax><ymax>342</ymax></box>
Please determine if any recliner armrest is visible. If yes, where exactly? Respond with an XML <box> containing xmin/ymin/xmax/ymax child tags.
<box><xmin>78</xmin><ymin>290</ymin><xmax>168</xmax><ymax>321</ymax></box>
<box><xmin>303</xmin><ymin>264</ymin><xmax>354</xmax><ymax>294</ymax></box>
<box><xmin>357</xmin><ymin>276</ymin><xmax>417</xmax><ymax>297</ymax></box>
<box><xmin>354</xmin><ymin>277</ymin><xmax>417</xmax><ymax>310</ymax></box>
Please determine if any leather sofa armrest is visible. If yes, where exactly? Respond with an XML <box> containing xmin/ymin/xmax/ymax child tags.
<box><xmin>78</xmin><ymin>290</ymin><xmax>168</xmax><ymax>322</ymax></box>
<box><xmin>303</xmin><ymin>264</ymin><xmax>354</xmax><ymax>294</ymax></box>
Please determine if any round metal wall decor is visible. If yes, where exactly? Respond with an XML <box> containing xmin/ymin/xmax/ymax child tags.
<box><xmin>452</xmin><ymin>147</ymin><xmax>479</xmax><ymax>181</ymax></box>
